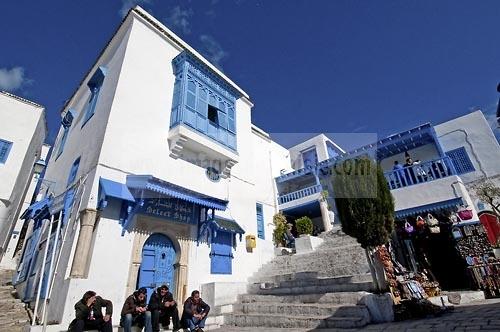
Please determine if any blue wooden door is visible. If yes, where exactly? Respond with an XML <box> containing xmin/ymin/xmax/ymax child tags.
<box><xmin>210</xmin><ymin>231</ymin><xmax>233</xmax><ymax>274</ymax></box>
<box><xmin>138</xmin><ymin>234</ymin><xmax>176</xmax><ymax>299</ymax></box>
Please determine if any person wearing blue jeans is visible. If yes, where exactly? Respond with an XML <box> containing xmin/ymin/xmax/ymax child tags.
<box><xmin>120</xmin><ymin>288</ymin><xmax>152</xmax><ymax>332</ymax></box>
<box><xmin>181</xmin><ymin>290</ymin><xmax>210</xmax><ymax>332</ymax></box>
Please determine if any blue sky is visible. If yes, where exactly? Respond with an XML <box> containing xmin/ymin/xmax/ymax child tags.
<box><xmin>1</xmin><ymin>0</ymin><xmax>499</xmax><ymax>150</ymax></box>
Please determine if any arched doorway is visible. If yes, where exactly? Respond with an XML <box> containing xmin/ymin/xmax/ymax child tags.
<box><xmin>137</xmin><ymin>233</ymin><xmax>176</xmax><ymax>299</ymax></box>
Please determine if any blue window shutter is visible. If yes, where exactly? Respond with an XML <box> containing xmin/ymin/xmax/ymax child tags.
<box><xmin>81</xmin><ymin>66</ymin><xmax>106</xmax><ymax>128</ymax></box>
<box><xmin>67</xmin><ymin>157</ymin><xmax>81</xmax><ymax>185</ymax></box>
<box><xmin>56</xmin><ymin>128</ymin><xmax>69</xmax><ymax>158</ymax></box>
<box><xmin>210</xmin><ymin>231</ymin><xmax>233</xmax><ymax>274</ymax></box>
<box><xmin>446</xmin><ymin>147</ymin><xmax>475</xmax><ymax>175</ymax></box>
<box><xmin>0</xmin><ymin>139</ymin><xmax>13</xmax><ymax>164</ymax></box>
<box><xmin>256</xmin><ymin>203</ymin><xmax>265</xmax><ymax>240</ymax></box>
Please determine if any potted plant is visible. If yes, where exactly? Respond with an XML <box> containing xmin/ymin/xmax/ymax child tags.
<box><xmin>295</xmin><ymin>216</ymin><xmax>313</xmax><ymax>237</ymax></box>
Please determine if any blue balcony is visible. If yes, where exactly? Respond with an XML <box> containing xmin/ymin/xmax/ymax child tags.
<box><xmin>384</xmin><ymin>156</ymin><xmax>456</xmax><ymax>190</ymax></box>
<box><xmin>278</xmin><ymin>184</ymin><xmax>322</xmax><ymax>205</ymax></box>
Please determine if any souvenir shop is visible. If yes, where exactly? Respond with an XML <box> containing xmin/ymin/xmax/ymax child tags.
<box><xmin>390</xmin><ymin>198</ymin><xmax>500</xmax><ymax>299</ymax></box>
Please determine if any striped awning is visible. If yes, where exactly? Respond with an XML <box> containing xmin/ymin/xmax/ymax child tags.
<box><xmin>395</xmin><ymin>197</ymin><xmax>463</xmax><ymax>219</ymax></box>
<box><xmin>126</xmin><ymin>175</ymin><xmax>228</xmax><ymax>211</ymax></box>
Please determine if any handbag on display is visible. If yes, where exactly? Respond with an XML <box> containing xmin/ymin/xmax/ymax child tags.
<box><xmin>425</xmin><ymin>213</ymin><xmax>439</xmax><ymax>226</ymax></box>
<box><xmin>429</xmin><ymin>225</ymin><xmax>440</xmax><ymax>234</ymax></box>
<box><xmin>416</xmin><ymin>216</ymin><xmax>426</xmax><ymax>228</ymax></box>
<box><xmin>404</xmin><ymin>221</ymin><xmax>414</xmax><ymax>234</ymax></box>
<box><xmin>457</xmin><ymin>206</ymin><xmax>473</xmax><ymax>220</ymax></box>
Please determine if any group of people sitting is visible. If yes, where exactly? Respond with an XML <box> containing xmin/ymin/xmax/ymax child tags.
<box><xmin>68</xmin><ymin>286</ymin><xmax>210</xmax><ymax>332</ymax></box>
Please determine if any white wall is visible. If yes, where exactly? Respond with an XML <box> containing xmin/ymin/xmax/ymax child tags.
<box><xmin>435</xmin><ymin>110</ymin><xmax>500</xmax><ymax>185</ymax></box>
<box><xmin>0</xmin><ymin>92</ymin><xmax>46</xmax><ymax>259</ymax></box>
<box><xmin>288</xmin><ymin>134</ymin><xmax>343</xmax><ymax>170</ymax></box>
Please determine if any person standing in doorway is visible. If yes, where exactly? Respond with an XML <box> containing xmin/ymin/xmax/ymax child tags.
<box><xmin>120</xmin><ymin>287</ymin><xmax>152</xmax><ymax>332</ymax></box>
<box><xmin>68</xmin><ymin>290</ymin><xmax>113</xmax><ymax>332</ymax></box>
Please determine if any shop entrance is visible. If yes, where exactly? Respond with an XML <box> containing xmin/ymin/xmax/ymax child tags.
<box><xmin>137</xmin><ymin>233</ymin><xmax>176</xmax><ymax>299</ymax></box>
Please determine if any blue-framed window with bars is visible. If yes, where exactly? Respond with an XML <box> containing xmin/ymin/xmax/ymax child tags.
<box><xmin>0</xmin><ymin>139</ymin><xmax>13</xmax><ymax>164</ymax></box>
<box><xmin>256</xmin><ymin>203</ymin><xmax>265</xmax><ymax>240</ymax></box>
<box><xmin>446</xmin><ymin>147</ymin><xmax>475</xmax><ymax>175</ymax></box>
<box><xmin>170</xmin><ymin>52</ymin><xmax>240</xmax><ymax>151</ymax></box>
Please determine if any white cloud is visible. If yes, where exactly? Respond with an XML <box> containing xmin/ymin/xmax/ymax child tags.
<box><xmin>199</xmin><ymin>34</ymin><xmax>228</xmax><ymax>68</ymax></box>
<box><xmin>166</xmin><ymin>6</ymin><xmax>194</xmax><ymax>35</ymax></box>
<box><xmin>0</xmin><ymin>67</ymin><xmax>30</xmax><ymax>92</ymax></box>
<box><xmin>119</xmin><ymin>0</ymin><xmax>152</xmax><ymax>18</ymax></box>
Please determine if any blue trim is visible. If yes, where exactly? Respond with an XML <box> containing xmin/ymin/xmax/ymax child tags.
<box><xmin>56</xmin><ymin>127</ymin><xmax>69</xmax><ymax>159</ymax></box>
<box><xmin>256</xmin><ymin>203</ymin><xmax>265</xmax><ymax>240</ymax></box>
<box><xmin>395</xmin><ymin>197</ymin><xmax>464</xmax><ymax>219</ymax></box>
<box><xmin>61</xmin><ymin>108</ymin><xmax>76</xmax><ymax>129</ymax></box>
<box><xmin>20</xmin><ymin>197</ymin><xmax>52</xmax><ymax>220</ymax></box>
<box><xmin>98</xmin><ymin>177</ymin><xmax>135</xmax><ymax>209</ymax></box>
<box><xmin>126</xmin><ymin>175</ymin><xmax>228</xmax><ymax>211</ymax></box>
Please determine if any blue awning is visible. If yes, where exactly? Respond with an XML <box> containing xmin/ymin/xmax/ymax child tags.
<box><xmin>100</xmin><ymin>178</ymin><xmax>135</xmax><ymax>202</ymax></box>
<box><xmin>20</xmin><ymin>197</ymin><xmax>52</xmax><ymax>220</ymax></box>
<box><xmin>212</xmin><ymin>216</ymin><xmax>245</xmax><ymax>234</ymax></box>
<box><xmin>126</xmin><ymin>175</ymin><xmax>228</xmax><ymax>211</ymax></box>
<box><xmin>395</xmin><ymin>197</ymin><xmax>464</xmax><ymax>219</ymax></box>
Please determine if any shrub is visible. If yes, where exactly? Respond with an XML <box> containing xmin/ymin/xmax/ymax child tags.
<box><xmin>295</xmin><ymin>216</ymin><xmax>313</xmax><ymax>236</ymax></box>
<box><xmin>272</xmin><ymin>213</ymin><xmax>287</xmax><ymax>247</ymax></box>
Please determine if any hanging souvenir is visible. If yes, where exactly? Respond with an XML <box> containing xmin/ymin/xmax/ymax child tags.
<box><xmin>452</xmin><ymin>226</ymin><xmax>463</xmax><ymax>239</ymax></box>
<box><xmin>416</xmin><ymin>216</ymin><xmax>426</xmax><ymax>228</ymax></box>
<box><xmin>404</xmin><ymin>221</ymin><xmax>414</xmax><ymax>234</ymax></box>
<box><xmin>457</xmin><ymin>206</ymin><xmax>473</xmax><ymax>220</ymax></box>
<box><xmin>429</xmin><ymin>225</ymin><xmax>440</xmax><ymax>234</ymax></box>
<box><xmin>425</xmin><ymin>213</ymin><xmax>439</xmax><ymax>226</ymax></box>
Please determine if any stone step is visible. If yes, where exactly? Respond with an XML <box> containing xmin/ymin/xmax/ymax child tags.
<box><xmin>249</xmin><ymin>279</ymin><xmax>374</xmax><ymax>296</ymax></box>
<box><xmin>226</xmin><ymin>312</ymin><xmax>369</xmax><ymax>329</ymax></box>
<box><xmin>233</xmin><ymin>302</ymin><xmax>369</xmax><ymax>318</ymax></box>
<box><xmin>239</xmin><ymin>291</ymin><xmax>370</xmax><ymax>305</ymax></box>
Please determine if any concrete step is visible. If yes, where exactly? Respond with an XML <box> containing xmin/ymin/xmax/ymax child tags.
<box><xmin>226</xmin><ymin>312</ymin><xmax>369</xmax><ymax>329</ymax></box>
<box><xmin>239</xmin><ymin>291</ymin><xmax>370</xmax><ymax>305</ymax></box>
<box><xmin>234</xmin><ymin>302</ymin><xmax>369</xmax><ymax>318</ymax></box>
<box><xmin>249</xmin><ymin>279</ymin><xmax>374</xmax><ymax>296</ymax></box>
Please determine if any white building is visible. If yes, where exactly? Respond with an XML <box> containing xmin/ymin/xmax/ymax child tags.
<box><xmin>276</xmin><ymin>110</ymin><xmax>500</xmax><ymax>290</ymax></box>
<box><xmin>0</xmin><ymin>144</ymin><xmax>51</xmax><ymax>270</ymax></box>
<box><xmin>13</xmin><ymin>6</ymin><xmax>290</xmax><ymax>329</ymax></box>
<box><xmin>0</xmin><ymin>91</ymin><xmax>47</xmax><ymax>266</ymax></box>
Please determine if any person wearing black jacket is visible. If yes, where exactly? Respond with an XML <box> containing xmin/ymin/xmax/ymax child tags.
<box><xmin>181</xmin><ymin>290</ymin><xmax>210</xmax><ymax>332</ymax></box>
<box><xmin>148</xmin><ymin>285</ymin><xmax>180</xmax><ymax>332</ymax></box>
<box><xmin>120</xmin><ymin>287</ymin><xmax>152</xmax><ymax>332</ymax></box>
<box><xmin>68</xmin><ymin>290</ymin><xmax>113</xmax><ymax>332</ymax></box>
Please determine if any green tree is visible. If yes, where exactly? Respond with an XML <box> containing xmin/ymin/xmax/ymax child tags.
<box><xmin>272</xmin><ymin>213</ymin><xmax>287</xmax><ymax>247</ymax></box>
<box><xmin>332</xmin><ymin>157</ymin><xmax>395</xmax><ymax>291</ymax></box>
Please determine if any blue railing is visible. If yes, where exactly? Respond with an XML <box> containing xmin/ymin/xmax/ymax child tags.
<box><xmin>384</xmin><ymin>156</ymin><xmax>456</xmax><ymax>190</ymax></box>
<box><xmin>276</xmin><ymin>167</ymin><xmax>313</xmax><ymax>183</ymax></box>
<box><xmin>278</xmin><ymin>184</ymin><xmax>322</xmax><ymax>205</ymax></box>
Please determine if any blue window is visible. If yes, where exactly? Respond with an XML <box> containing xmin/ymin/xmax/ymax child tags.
<box><xmin>210</xmin><ymin>231</ymin><xmax>233</xmax><ymax>274</ymax></box>
<box><xmin>67</xmin><ymin>157</ymin><xmax>81</xmax><ymax>185</ymax></box>
<box><xmin>82</xmin><ymin>66</ymin><xmax>106</xmax><ymax>127</ymax></box>
<box><xmin>171</xmin><ymin>52</ymin><xmax>240</xmax><ymax>151</ymax></box>
<box><xmin>56</xmin><ymin>128</ymin><xmax>69</xmax><ymax>158</ymax></box>
<box><xmin>302</xmin><ymin>147</ymin><xmax>318</xmax><ymax>168</ymax></box>
<box><xmin>256</xmin><ymin>203</ymin><xmax>265</xmax><ymax>240</ymax></box>
<box><xmin>446</xmin><ymin>147</ymin><xmax>475</xmax><ymax>175</ymax></box>
<box><xmin>56</xmin><ymin>109</ymin><xmax>76</xmax><ymax>159</ymax></box>
<box><xmin>0</xmin><ymin>139</ymin><xmax>13</xmax><ymax>164</ymax></box>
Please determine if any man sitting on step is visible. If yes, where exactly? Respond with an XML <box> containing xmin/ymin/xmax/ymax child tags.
<box><xmin>68</xmin><ymin>290</ymin><xmax>113</xmax><ymax>332</ymax></box>
<box><xmin>148</xmin><ymin>284</ymin><xmax>180</xmax><ymax>332</ymax></box>
<box><xmin>181</xmin><ymin>290</ymin><xmax>210</xmax><ymax>332</ymax></box>
<box><xmin>120</xmin><ymin>287</ymin><xmax>152</xmax><ymax>332</ymax></box>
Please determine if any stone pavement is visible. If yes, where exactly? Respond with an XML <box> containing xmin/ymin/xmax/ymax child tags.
<box><xmin>212</xmin><ymin>298</ymin><xmax>500</xmax><ymax>332</ymax></box>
